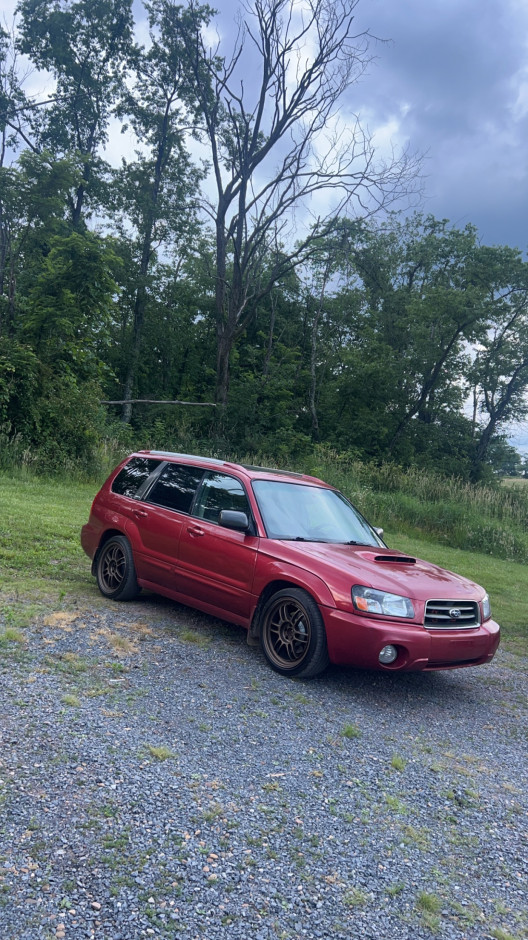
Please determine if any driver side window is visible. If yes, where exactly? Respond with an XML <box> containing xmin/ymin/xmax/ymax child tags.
<box><xmin>194</xmin><ymin>472</ymin><xmax>250</xmax><ymax>524</ymax></box>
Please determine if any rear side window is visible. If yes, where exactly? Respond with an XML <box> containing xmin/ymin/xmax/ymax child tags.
<box><xmin>146</xmin><ymin>463</ymin><xmax>204</xmax><ymax>513</ymax></box>
<box><xmin>112</xmin><ymin>457</ymin><xmax>161</xmax><ymax>498</ymax></box>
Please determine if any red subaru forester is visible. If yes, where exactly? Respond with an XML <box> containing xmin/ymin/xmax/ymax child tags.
<box><xmin>81</xmin><ymin>451</ymin><xmax>500</xmax><ymax>679</ymax></box>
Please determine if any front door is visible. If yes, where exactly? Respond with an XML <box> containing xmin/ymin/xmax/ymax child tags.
<box><xmin>177</xmin><ymin>471</ymin><xmax>259</xmax><ymax>620</ymax></box>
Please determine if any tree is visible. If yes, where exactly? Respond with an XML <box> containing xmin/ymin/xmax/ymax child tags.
<box><xmin>468</xmin><ymin>245</ymin><xmax>528</xmax><ymax>480</ymax></box>
<box><xmin>344</xmin><ymin>216</ymin><xmax>490</xmax><ymax>458</ymax></box>
<box><xmin>0</xmin><ymin>149</ymin><xmax>81</xmax><ymax>334</ymax></box>
<box><xmin>16</xmin><ymin>0</ymin><xmax>135</xmax><ymax>225</ymax></box>
<box><xmin>174</xmin><ymin>0</ymin><xmax>418</xmax><ymax>423</ymax></box>
<box><xmin>112</xmin><ymin>0</ymin><xmax>207</xmax><ymax>423</ymax></box>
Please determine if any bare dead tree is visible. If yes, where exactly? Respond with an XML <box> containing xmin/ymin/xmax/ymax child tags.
<box><xmin>177</xmin><ymin>0</ymin><xmax>420</xmax><ymax>421</ymax></box>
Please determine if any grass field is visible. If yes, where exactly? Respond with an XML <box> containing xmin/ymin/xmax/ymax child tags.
<box><xmin>0</xmin><ymin>471</ymin><xmax>525</xmax><ymax>653</ymax></box>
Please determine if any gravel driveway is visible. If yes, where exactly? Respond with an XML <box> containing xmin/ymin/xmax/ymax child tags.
<box><xmin>1</xmin><ymin>592</ymin><xmax>527</xmax><ymax>940</ymax></box>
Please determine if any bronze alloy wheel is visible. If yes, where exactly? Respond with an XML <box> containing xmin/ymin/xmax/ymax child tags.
<box><xmin>100</xmin><ymin>541</ymin><xmax>127</xmax><ymax>592</ymax></box>
<box><xmin>96</xmin><ymin>535</ymin><xmax>140</xmax><ymax>601</ymax></box>
<box><xmin>261</xmin><ymin>587</ymin><xmax>329</xmax><ymax>678</ymax></box>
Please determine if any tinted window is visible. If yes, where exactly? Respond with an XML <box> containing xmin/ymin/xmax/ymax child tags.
<box><xmin>194</xmin><ymin>472</ymin><xmax>250</xmax><ymax>523</ymax></box>
<box><xmin>112</xmin><ymin>457</ymin><xmax>161</xmax><ymax>498</ymax></box>
<box><xmin>146</xmin><ymin>463</ymin><xmax>204</xmax><ymax>513</ymax></box>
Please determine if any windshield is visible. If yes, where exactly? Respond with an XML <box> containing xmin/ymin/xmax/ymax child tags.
<box><xmin>252</xmin><ymin>480</ymin><xmax>384</xmax><ymax>545</ymax></box>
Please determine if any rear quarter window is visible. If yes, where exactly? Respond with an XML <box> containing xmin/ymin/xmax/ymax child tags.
<box><xmin>111</xmin><ymin>457</ymin><xmax>161</xmax><ymax>498</ymax></box>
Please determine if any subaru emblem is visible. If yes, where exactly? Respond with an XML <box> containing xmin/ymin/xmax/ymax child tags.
<box><xmin>449</xmin><ymin>608</ymin><xmax>462</xmax><ymax>619</ymax></box>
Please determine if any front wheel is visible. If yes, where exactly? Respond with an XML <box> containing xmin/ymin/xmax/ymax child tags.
<box><xmin>260</xmin><ymin>588</ymin><xmax>329</xmax><ymax>679</ymax></box>
<box><xmin>96</xmin><ymin>535</ymin><xmax>140</xmax><ymax>601</ymax></box>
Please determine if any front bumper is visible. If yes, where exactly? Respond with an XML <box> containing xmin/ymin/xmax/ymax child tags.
<box><xmin>322</xmin><ymin>607</ymin><xmax>500</xmax><ymax>671</ymax></box>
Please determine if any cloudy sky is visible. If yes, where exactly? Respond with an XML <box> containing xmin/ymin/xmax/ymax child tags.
<box><xmin>177</xmin><ymin>0</ymin><xmax>528</xmax><ymax>252</ymax></box>
<box><xmin>336</xmin><ymin>0</ymin><xmax>528</xmax><ymax>252</ymax></box>
<box><xmin>347</xmin><ymin>0</ymin><xmax>528</xmax><ymax>455</ymax></box>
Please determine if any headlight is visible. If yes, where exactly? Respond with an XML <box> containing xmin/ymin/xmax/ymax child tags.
<box><xmin>482</xmin><ymin>593</ymin><xmax>491</xmax><ymax>621</ymax></box>
<box><xmin>352</xmin><ymin>585</ymin><xmax>415</xmax><ymax>619</ymax></box>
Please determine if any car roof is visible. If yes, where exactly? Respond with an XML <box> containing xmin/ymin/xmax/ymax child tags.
<box><xmin>137</xmin><ymin>451</ymin><xmax>327</xmax><ymax>487</ymax></box>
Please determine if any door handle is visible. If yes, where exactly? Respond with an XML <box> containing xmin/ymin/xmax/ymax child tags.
<box><xmin>187</xmin><ymin>525</ymin><xmax>205</xmax><ymax>537</ymax></box>
<box><xmin>133</xmin><ymin>509</ymin><xmax>148</xmax><ymax>519</ymax></box>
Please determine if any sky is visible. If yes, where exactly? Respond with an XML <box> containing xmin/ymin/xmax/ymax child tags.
<box><xmin>347</xmin><ymin>0</ymin><xmax>528</xmax><ymax>253</ymax></box>
<box><xmin>205</xmin><ymin>0</ymin><xmax>527</xmax><ymax>452</ymax></box>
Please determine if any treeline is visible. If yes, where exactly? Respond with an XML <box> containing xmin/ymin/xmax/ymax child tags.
<box><xmin>1</xmin><ymin>0</ymin><xmax>528</xmax><ymax>481</ymax></box>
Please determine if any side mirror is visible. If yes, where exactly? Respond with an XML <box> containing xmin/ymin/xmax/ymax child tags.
<box><xmin>373</xmin><ymin>526</ymin><xmax>384</xmax><ymax>539</ymax></box>
<box><xmin>219</xmin><ymin>509</ymin><xmax>250</xmax><ymax>532</ymax></box>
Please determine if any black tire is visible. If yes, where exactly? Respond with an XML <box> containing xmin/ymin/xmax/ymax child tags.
<box><xmin>96</xmin><ymin>535</ymin><xmax>140</xmax><ymax>601</ymax></box>
<box><xmin>260</xmin><ymin>587</ymin><xmax>329</xmax><ymax>679</ymax></box>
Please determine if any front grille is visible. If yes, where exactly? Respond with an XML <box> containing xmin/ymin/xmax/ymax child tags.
<box><xmin>424</xmin><ymin>599</ymin><xmax>480</xmax><ymax>629</ymax></box>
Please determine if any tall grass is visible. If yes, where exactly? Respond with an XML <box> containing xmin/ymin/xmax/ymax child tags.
<box><xmin>2</xmin><ymin>433</ymin><xmax>528</xmax><ymax>563</ymax></box>
<box><xmin>300</xmin><ymin>449</ymin><xmax>528</xmax><ymax>563</ymax></box>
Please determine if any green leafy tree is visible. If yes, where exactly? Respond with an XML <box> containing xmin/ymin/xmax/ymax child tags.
<box><xmin>467</xmin><ymin>245</ymin><xmax>528</xmax><ymax>480</ymax></box>
<box><xmin>112</xmin><ymin>0</ymin><xmax>208</xmax><ymax>423</ymax></box>
<box><xmin>0</xmin><ymin>149</ymin><xmax>81</xmax><ymax>334</ymax></box>
<box><xmin>345</xmin><ymin>216</ymin><xmax>488</xmax><ymax>461</ymax></box>
<box><xmin>12</xmin><ymin>230</ymin><xmax>121</xmax><ymax>462</ymax></box>
<box><xmin>16</xmin><ymin>0</ymin><xmax>135</xmax><ymax>225</ymax></box>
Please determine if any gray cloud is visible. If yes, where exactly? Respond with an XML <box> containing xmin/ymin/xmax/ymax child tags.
<box><xmin>350</xmin><ymin>0</ymin><xmax>528</xmax><ymax>248</ymax></box>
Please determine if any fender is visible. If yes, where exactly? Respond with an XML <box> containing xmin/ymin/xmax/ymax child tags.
<box><xmin>251</xmin><ymin>553</ymin><xmax>337</xmax><ymax>611</ymax></box>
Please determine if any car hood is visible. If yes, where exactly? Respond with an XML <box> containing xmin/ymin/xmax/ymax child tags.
<box><xmin>268</xmin><ymin>541</ymin><xmax>484</xmax><ymax>601</ymax></box>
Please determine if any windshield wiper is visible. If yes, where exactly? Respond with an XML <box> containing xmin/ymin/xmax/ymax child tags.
<box><xmin>279</xmin><ymin>536</ymin><xmax>325</xmax><ymax>542</ymax></box>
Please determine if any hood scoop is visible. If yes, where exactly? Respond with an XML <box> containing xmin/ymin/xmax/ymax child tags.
<box><xmin>374</xmin><ymin>554</ymin><xmax>416</xmax><ymax>564</ymax></box>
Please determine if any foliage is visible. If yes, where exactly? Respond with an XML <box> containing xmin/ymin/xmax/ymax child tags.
<box><xmin>0</xmin><ymin>4</ymin><xmax>527</xmax><ymax>482</ymax></box>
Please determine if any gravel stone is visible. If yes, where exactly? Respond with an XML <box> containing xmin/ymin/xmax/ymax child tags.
<box><xmin>0</xmin><ymin>595</ymin><xmax>526</xmax><ymax>939</ymax></box>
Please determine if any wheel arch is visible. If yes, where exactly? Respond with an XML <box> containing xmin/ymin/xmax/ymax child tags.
<box><xmin>248</xmin><ymin>577</ymin><xmax>329</xmax><ymax>646</ymax></box>
<box><xmin>91</xmin><ymin>527</ymin><xmax>127</xmax><ymax>576</ymax></box>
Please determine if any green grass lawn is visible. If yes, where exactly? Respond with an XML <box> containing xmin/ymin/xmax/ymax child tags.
<box><xmin>0</xmin><ymin>474</ymin><xmax>96</xmax><ymax>624</ymax></box>
<box><xmin>0</xmin><ymin>473</ymin><xmax>526</xmax><ymax>653</ymax></box>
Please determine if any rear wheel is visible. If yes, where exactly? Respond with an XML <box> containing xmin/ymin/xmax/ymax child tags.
<box><xmin>260</xmin><ymin>588</ymin><xmax>329</xmax><ymax>679</ymax></box>
<box><xmin>96</xmin><ymin>535</ymin><xmax>140</xmax><ymax>601</ymax></box>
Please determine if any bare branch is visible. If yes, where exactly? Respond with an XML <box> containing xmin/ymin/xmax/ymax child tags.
<box><xmin>101</xmin><ymin>399</ymin><xmax>217</xmax><ymax>407</ymax></box>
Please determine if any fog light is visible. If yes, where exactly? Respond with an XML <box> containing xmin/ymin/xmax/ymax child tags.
<box><xmin>379</xmin><ymin>644</ymin><xmax>398</xmax><ymax>664</ymax></box>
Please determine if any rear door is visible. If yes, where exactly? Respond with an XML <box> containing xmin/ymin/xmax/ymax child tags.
<box><xmin>126</xmin><ymin>462</ymin><xmax>204</xmax><ymax>589</ymax></box>
<box><xmin>177</xmin><ymin>471</ymin><xmax>259</xmax><ymax>620</ymax></box>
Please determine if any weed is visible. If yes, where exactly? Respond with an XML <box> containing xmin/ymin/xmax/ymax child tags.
<box><xmin>62</xmin><ymin>693</ymin><xmax>80</xmax><ymax>707</ymax></box>
<box><xmin>179</xmin><ymin>630</ymin><xmax>210</xmax><ymax>648</ymax></box>
<box><xmin>146</xmin><ymin>745</ymin><xmax>176</xmax><ymax>761</ymax></box>
<box><xmin>384</xmin><ymin>794</ymin><xmax>407</xmax><ymax>814</ymax></box>
<box><xmin>100</xmin><ymin>631</ymin><xmax>136</xmax><ymax>655</ymax></box>
<box><xmin>0</xmin><ymin>627</ymin><xmax>25</xmax><ymax>645</ymax></box>
<box><xmin>341</xmin><ymin>723</ymin><xmax>361</xmax><ymax>739</ymax></box>
<box><xmin>416</xmin><ymin>891</ymin><xmax>442</xmax><ymax>914</ymax></box>
<box><xmin>402</xmin><ymin>824</ymin><xmax>430</xmax><ymax>850</ymax></box>
<box><xmin>390</xmin><ymin>754</ymin><xmax>406</xmax><ymax>771</ymax></box>
<box><xmin>421</xmin><ymin>912</ymin><xmax>441</xmax><ymax>933</ymax></box>
<box><xmin>202</xmin><ymin>803</ymin><xmax>224</xmax><ymax>822</ymax></box>
<box><xmin>386</xmin><ymin>882</ymin><xmax>405</xmax><ymax>897</ymax></box>
<box><xmin>343</xmin><ymin>887</ymin><xmax>368</xmax><ymax>907</ymax></box>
